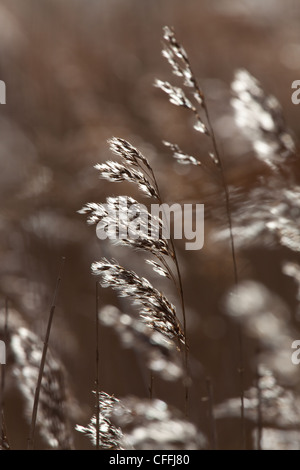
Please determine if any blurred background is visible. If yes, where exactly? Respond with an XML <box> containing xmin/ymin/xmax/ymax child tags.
<box><xmin>0</xmin><ymin>0</ymin><xmax>300</xmax><ymax>449</ymax></box>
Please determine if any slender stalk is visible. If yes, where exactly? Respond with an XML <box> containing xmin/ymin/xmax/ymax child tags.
<box><xmin>149</xmin><ymin>372</ymin><xmax>154</xmax><ymax>399</ymax></box>
<box><xmin>150</xmin><ymin>170</ymin><xmax>189</xmax><ymax>414</ymax></box>
<box><xmin>27</xmin><ymin>256</ymin><xmax>66</xmax><ymax>450</ymax></box>
<box><xmin>156</xmin><ymin>253</ymin><xmax>178</xmax><ymax>288</ymax></box>
<box><xmin>256</xmin><ymin>359</ymin><xmax>262</xmax><ymax>450</ymax></box>
<box><xmin>201</xmin><ymin>97</ymin><xmax>245</xmax><ymax>449</ymax></box>
<box><xmin>202</xmin><ymin>102</ymin><xmax>238</xmax><ymax>284</ymax></box>
<box><xmin>183</xmin><ymin>55</ymin><xmax>239</xmax><ymax>286</ymax></box>
<box><xmin>0</xmin><ymin>299</ymin><xmax>9</xmax><ymax>449</ymax></box>
<box><xmin>170</xmin><ymin>238</ymin><xmax>189</xmax><ymax>414</ymax></box>
<box><xmin>237</xmin><ymin>323</ymin><xmax>246</xmax><ymax>448</ymax></box>
<box><xmin>161</xmin><ymin>26</ymin><xmax>244</xmax><ymax>432</ymax></box>
<box><xmin>123</xmin><ymin>151</ymin><xmax>189</xmax><ymax>392</ymax></box>
<box><xmin>193</xmin><ymin>80</ymin><xmax>245</xmax><ymax>444</ymax></box>
<box><xmin>206</xmin><ymin>377</ymin><xmax>217</xmax><ymax>450</ymax></box>
<box><xmin>95</xmin><ymin>281</ymin><xmax>100</xmax><ymax>450</ymax></box>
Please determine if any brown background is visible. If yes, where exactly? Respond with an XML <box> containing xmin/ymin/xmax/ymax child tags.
<box><xmin>0</xmin><ymin>0</ymin><xmax>300</xmax><ymax>449</ymax></box>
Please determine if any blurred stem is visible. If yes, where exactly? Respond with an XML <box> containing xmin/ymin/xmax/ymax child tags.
<box><xmin>95</xmin><ymin>281</ymin><xmax>100</xmax><ymax>450</ymax></box>
<box><xmin>256</xmin><ymin>358</ymin><xmax>263</xmax><ymax>450</ymax></box>
<box><xmin>202</xmin><ymin>98</ymin><xmax>245</xmax><ymax>449</ymax></box>
<box><xmin>27</xmin><ymin>256</ymin><xmax>65</xmax><ymax>450</ymax></box>
<box><xmin>0</xmin><ymin>299</ymin><xmax>9</xmax><ymax>449</ymax></box>
<box><xmin>149</xmin><ymin>372</ymin><xmax>154</xmax><ymax>399</ymax></box>
<box><xmin>150</xmin><ymin>170</ymin><xmax>189</xmax><ymax>415</ymax></box>
<box><xmin>206</xmin><ymin>377</ymin><xmax>217</xmax><ymax>450</ymax></box>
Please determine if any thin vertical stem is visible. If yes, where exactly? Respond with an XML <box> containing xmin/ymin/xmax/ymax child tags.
<box><xmin>149</xmin><ymin>372</ymin><xmax>154</xmax><ymax>399</ymax></box>
<box><xmin>27</xmin><ymin>256</ymin><xmax>66</xmax><ymax>450</ymax></box>
<box><xmin>202</xmin><ymin>98</ymin><xmax>245</xmax><ymax>449</ymax></box>
<box><xmin>95</xmin><ymin>281</ymin><xmax>100</xmax><ymax>450</ymax></box>
<box><xmin>161</xmin><ymin>26</ymin><xmax>244</xmax><ymax>432</ymax></box>
<box><xmin>171</xmin><ymin>240</ymin><xmax>189</xmax><ymax>414</ymax></box>
<box><xmin>0</xmin><ymin>299</ymin><xmax>9</xmax><ymax>449</ymax></box>
<box><xmin>237</xmin><ymin>323</ymin><xmax>246</xmax><ymax>448</ymax></box>
<box><xmin>206</xmin><ymin>377</ymin><xmax>217</xmax><ymax>450</ymax></box>
<box><xmin>150</xmin><ymin>171</ymin><xmax>189</xmax><ymax>414</ymax></box>
<box><xmin>256</xmin><ymin>361</ymin><xmax>263</xmax><ymax>450</ymax></box>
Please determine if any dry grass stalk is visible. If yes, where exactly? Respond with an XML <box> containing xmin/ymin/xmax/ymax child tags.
<box><xmin>156</xmin><ymin>24</ymin><xmax>243</xmax><ymax>442</ymax></box>
<box><xmin>0</xmin><ymin>308</ymin><xmax>73</xmax><ymax>449</ymax></box>
<box><xmin>0</xmin><ymin>299</ymin><xmax>9</xmax><ymax>450</ymax></box>
<box><xmin>27</xmin><ymin>256</ymin><xmax>66</xmax><ymax>450</ymax></box>
<box><xmin>80</xmin><ymin>135</ymin><xmax>190</xmax><ymax>405</ymax></box>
